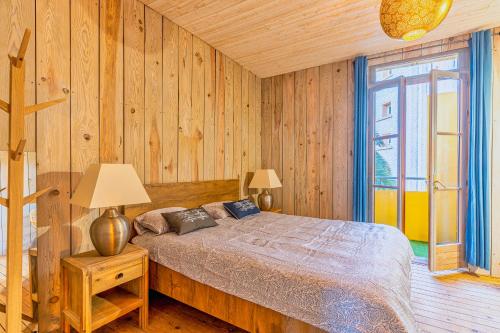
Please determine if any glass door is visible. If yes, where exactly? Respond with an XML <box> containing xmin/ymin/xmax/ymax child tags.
<box><xmin>404</xmin><ymin>78</ymin><xmax>431</xmax><ymax>255</ymax></box>
<box><xmin>368</xmin><ymin>77</ymin><xmax>405</xmax><ymax>230</ymax></box>
<box><xmin>428</xmin><ymin>70</ymin><xmax>467</xmax><ymax>271</ymax></box>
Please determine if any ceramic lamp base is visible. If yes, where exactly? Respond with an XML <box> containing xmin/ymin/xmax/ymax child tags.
<box><xmin>258</xmin><ymin>189</ymin><xmax>273</xmax><ymax>211</ymax></box>
<box><xmin>90</xmin><ymin>207</ymin><xmax>130</xmax><ymax>256</ymax></box>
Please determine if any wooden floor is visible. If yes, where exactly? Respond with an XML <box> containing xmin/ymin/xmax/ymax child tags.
<box><xmin>97</xmin><ymin>262</ymin><xmax>500</xmax><ymax>333</ymax></box>
<box><xmin>411</xmin><ymin>262</ymin><xmax>500</xmax><ymax>333</ymax></box>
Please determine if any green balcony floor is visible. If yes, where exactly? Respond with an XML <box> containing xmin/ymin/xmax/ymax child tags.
<box><xmin>410</xmin><ymin>240</ymin><xmax>428</xmax><ymax>258</ymax></box>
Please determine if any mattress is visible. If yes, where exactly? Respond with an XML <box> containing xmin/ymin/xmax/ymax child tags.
<box><xmin>132</xmin><ymin>211</ymin><xmax>417</xmax><ymax>333</ymax></box>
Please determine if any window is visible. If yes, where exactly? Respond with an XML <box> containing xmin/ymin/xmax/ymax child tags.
<box><xmin>382</xmin><ymin>102</ymin><xmax>392</xmax><ymax>117</ymax></box>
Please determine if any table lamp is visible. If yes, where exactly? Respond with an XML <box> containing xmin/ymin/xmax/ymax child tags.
<box><xmin>70</xmin><ymin>164</ymin><xmax>151</xmax><ymax>256</ymax></box>
<box><xmin>248</xmin><ymin>169</ymin><xmax>282</xmax><ymax>211</ymax></box>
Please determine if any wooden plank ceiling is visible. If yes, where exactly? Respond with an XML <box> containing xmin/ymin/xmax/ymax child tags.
<box><xmin>140</xmin><ymin>0</ymin><xmax>500</xmax><ymax>77</ymax></box>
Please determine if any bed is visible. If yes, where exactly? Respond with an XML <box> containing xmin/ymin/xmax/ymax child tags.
<box><xmin>125</xmin><ymin>180</ymin><xmax>417</xmax><ymax>333</ymax></box>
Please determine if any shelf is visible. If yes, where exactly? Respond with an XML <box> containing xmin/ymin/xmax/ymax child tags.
<box><xmin>92</xmin><ymin>288</ymin><xmax>143</xmax><ymax>330</ymax></box>
<box><xmin>64</xmin><ymin>287</ymin><xmax>143</xmax><ymax>331</ymax></box>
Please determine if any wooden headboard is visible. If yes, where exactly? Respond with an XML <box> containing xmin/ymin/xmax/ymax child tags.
<box><xmin>124</xmin><ymin>179</ymin><xmax>240</xmax><ymax>220</ymax></box>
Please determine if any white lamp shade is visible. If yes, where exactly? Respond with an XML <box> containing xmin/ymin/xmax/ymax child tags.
<box><xmin>248</xmin><ymin>169</ymin><xmax>282</xmax><ymax>189</ymax></box>
<box><xmin>70</xmin><ymin>164</ymin><xmax>151</xmax><ymax>209</ymax></box>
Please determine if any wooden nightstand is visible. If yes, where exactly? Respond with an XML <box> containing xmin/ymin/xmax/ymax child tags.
<box><xmin>61</xmin><ymin>244</ymin><xmax>148</xmax><ymax>332</ymax></box>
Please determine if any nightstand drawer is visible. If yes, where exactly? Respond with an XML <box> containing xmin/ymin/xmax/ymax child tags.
<box><xmin>91</xmin><ymin>259</ymin><xmax>143</xmax><ymax>295</ymax></box>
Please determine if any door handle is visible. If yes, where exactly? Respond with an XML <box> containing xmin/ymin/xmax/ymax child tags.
<box><xmin>433</xmin><ymin>179</ymin><xmax>447</xmax><ymax>190</ymax></box>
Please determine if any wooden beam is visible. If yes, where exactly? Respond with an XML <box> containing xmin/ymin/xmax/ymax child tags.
<box><xmin>0</xmin><ymin>197</ymin><xmax>8</xmax><ymax>208</ymax></box>
<box><xmin>6</xmin><ymin>44</ymin><xmax>25</xmax><ymax>332</ymax></box>
<box><xmin>0</xmin><ymin>99</ymin><xmax>9</xmax><ymax>113</ymax></box>
<box><xmin>24</xmin><ymin>97</ymin><xmax>66</xmax><ymax>115</ymax></box>
<box><xmin>23</xmin><ymin>186</ymin><xmax>53</xmax><ymax>205</ymax></box>
<box><xmin>11</xmin><ymin>139</ymin><xmax>26</xmax><ymax>161</ymax></box>
<box><xmin>14</xmin><ymin>29</ymin><xmax>31</xmax><ymax>67</ymax></box>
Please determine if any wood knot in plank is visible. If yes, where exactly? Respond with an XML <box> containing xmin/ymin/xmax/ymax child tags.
<box><xmin>195</xmin><ymin>52</ymin><xmax>203</xmax><ymax>65</ymax></box>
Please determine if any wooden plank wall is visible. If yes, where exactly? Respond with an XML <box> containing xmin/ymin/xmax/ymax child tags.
<box><xmin>36</xmin><ymin>1</ymin><xmax>72</xmax><ymax>331</ymax></box>
<box><xmin>0</xmin><ymin>0</ymin><xmax>261</xmax><ymax>330</ymax></box>
<box><xmin>262</xmin><ymin>62</ymin><xmax>354</xmax><ymax>219</ymax></box>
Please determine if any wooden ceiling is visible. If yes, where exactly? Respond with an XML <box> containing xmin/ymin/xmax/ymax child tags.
<box><xmin>140</xmin><ymin>0</ymin><xmax>500</xmax><ymax>77</ymax></box>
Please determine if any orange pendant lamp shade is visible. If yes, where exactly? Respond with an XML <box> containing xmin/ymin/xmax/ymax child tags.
<box><xmin>380</xmin><ymin>0</ymin><xmax>453</xmax><ymax>41</ymax></box>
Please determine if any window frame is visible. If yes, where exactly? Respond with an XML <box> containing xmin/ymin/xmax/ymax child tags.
<box><xmin>369</xmin><ymin>48</ymin><xmax>469</xmax><ymax>85</ymax></box>
<box><xmin>367</xmin><ymin>48</ymin><xmax>470</xmax><ymax>233</ymax></box>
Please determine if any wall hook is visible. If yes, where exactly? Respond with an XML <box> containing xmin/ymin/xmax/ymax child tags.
<box><xmin>11</xmin><ymin>139</ymin><xmax>26</xmax><ymax>161</ymax></box>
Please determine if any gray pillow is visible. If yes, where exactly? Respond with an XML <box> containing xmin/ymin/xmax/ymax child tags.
<box><xmin>162</xmin><ymin>208</ymin><xmax>218</xmax><ymax>235</ymax></box>
<box><xmin>201</xmin><ymin>201</ymin><xmax>231</xmax><ymax>219</ymax></box>
<box><xmin>134</xmin><ymin>207</ymin><xmax>186</xmax><ymax>235</ymax></box>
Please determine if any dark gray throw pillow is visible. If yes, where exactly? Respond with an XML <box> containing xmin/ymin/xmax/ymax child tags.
<box><xmin>223</xmin><ymin>199</ymin><xmax>260</xmax><ymax>219</ymax></box>
<box><xmin>162</xmin><ymin>208</ymin><xmax>218</xmax><ymax>235</ymax></box>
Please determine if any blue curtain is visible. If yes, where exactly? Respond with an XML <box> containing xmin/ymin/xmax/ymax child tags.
<box><xmin>353</xmin><ymin>56</ymin><xmax>368</xmax><ymax>222</ymax></box>
<box><xmin>466</xmin><ymin>30</ymin><xmax>492</xmax><ymax>270</ymax></box>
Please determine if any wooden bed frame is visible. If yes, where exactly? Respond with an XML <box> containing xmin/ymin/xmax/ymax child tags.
<box><xmin>124</xmin><ymin>179</ymin><xmax>324</xmax><ymax>333</ymax></box>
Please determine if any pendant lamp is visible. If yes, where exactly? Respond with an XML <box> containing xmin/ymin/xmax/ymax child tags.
<box><xmin>380</xmin><ymin>0</ymin><xmax>453</xmax><ymax>41</ymax></box>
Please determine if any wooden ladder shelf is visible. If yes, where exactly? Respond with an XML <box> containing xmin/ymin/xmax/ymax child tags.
<box><xmin>0</xmin><ymin>28</ymin><xmax>66</xmax><ymax>332</ymax></box>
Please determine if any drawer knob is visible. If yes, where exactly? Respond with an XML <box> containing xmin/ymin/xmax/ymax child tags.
<box><xmin>116</xmin><ymin>272</ymin><xmax>124</xmax><ymax>280</ymax></box>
